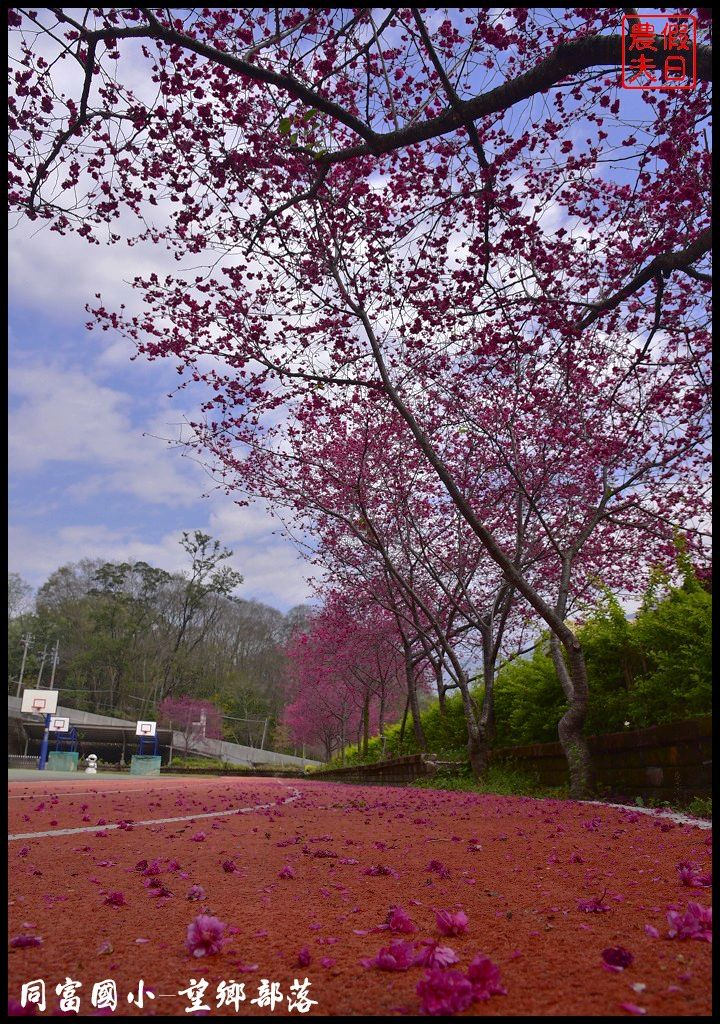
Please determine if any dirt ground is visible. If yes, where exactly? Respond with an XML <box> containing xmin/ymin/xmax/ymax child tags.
<box><xmin>8</xmin><ymin>775</ymin><xmax>712</xmax><ymax>1016</ymax></box>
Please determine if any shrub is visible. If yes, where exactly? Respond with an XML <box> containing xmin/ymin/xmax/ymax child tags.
<box><xmin>687</xmin><ymin>796</ymin><xmax>712</xmax><ymax>819</ymax></box>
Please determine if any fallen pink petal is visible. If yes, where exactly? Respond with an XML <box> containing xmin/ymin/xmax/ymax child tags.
<box><xmin>435</xmin><ymin>909</ymin><xmax>469</xmax><ymax>936</ymax></box>
<box><xmin>361</xmin><ymin>940</ymin><xmax>416</xmax><ymax>972</ymax></box>
<box><xmin>666</xmin><ymin>903</ymin><xmax>712</xmax><ymax>943</ymax></box>
<box><xmin>602</xmin><ymin>947</ymin><xmax>634</xmax><ymax>970</ymax></box>
<box><xmin>467</xmin><ymin>955</ymin><xmax>507</xmax><ymax>999</ymax></box>
<box><xmin>186</xmin><ymin>915</ymin><xmax>225</xmax><ymax>958</ymax></box>
<box><xmin>416</xmin><ymin>968</ymin><xmax>475</xmax><ymax>1016</ymax></box>
<box><xmin>414</xmin><ymin>940</ymin><xmax>460</xmax><ymax>969</ymax></box>
<box><xmin>10</xmin><ymin>936</ymin><xmax>43</xmax><ymax>949</ymax></box>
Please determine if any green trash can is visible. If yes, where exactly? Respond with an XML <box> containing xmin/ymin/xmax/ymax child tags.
<box><xmin>47</xmin><ymin>751</ymin><xmax>79</xmax><ymax>772</ymax></box>
<box><xmin>130</xmin><ymin>755</ymin><xmax>162</xmax><ymax>777</ymax></box>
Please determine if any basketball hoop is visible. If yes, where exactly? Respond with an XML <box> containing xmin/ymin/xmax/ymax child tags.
<box><xmin>21</xmin><ymin>689</ymin><xmax>59</xmax><ymax>716</ymax></box>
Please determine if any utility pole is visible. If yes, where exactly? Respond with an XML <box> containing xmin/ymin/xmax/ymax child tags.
<box><xmin>259</xmin><ymin>717</ymin><xmax>268</xmax><ymax>750</ymax></box>
<box><xmin>15</xmin><ymin>633</ymin><xmax>33</xmax><ymax>697</ymax></box>
<box><xmin>48</xmin><ymin>640</ymin><xmax>60</xmax><ymax>689</ymax></box>
<box><xmin>35</xmin><ymin>644</ymin><xmax>48</xmax><ymax>688</ymax></box>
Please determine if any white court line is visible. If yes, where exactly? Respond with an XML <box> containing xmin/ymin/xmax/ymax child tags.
<box><xmin>8</xmin><ymin>787</ymin><xmax>302</xmax><ymax>841</ymax></box>
<box><xmin>586</xmin><ymin>799</ymin><xmax>712</xmax><ymax>830</ymax></box>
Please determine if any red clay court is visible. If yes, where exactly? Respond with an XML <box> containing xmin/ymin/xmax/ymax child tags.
<box><xmin>8</xmin><ymin>774</ymin><xmax>712</xmax><ymax>1016</ymax></box>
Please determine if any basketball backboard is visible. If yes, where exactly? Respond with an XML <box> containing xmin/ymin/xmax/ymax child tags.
<box><xmin>136</xmin><ymin>720</ymin><xmax>157</xmax><ymax>737</ymax></box>
<box><xmin>49</xmin><ymin>716</ymin><xmax>70</xmax><ymax>732</ymax></box>
<box><xmin>21</xmin><ymin>688</ymin><xmax>59</xmax><ymax>715</ymax></box>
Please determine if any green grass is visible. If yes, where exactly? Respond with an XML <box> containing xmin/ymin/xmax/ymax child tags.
<box><xmin>631</xmin><ymin>793</ymin><xmax>712</xmax><ymax>818</ymax></box>
<box><xmin>167</xmin><ymin>754</ymin><xmax>232</xmax><ymax>771</ymax></box>
<box><xmin>687</xmin><ymin>795</ymin><xmax>712</xmax><ymax>819</ymax></box>
<box><xmin>412</xmin><ymin>759</ymin><xmax>569</xmax><ymax>800</ymax></box>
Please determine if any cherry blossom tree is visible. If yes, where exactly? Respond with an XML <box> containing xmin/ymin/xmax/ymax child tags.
<box><xmin>158</xmin><ymin>695</ymin><xmax>223</xmax><ymax>754</ymax></box>
<box><xmin>9</xmin><ymin>9</ymin><xmax>712</xmax><ymax>794</ymax></box>
<box><xmin>283</xmin><ymin>590</ymin><xmax>408</xmax><ymax>762</ymax></box>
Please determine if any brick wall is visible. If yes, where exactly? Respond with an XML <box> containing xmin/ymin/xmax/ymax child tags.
<box><xmin>491</xmin><ymin>716</ymin><xmax>712</xmax><ymax>801</ymax></box>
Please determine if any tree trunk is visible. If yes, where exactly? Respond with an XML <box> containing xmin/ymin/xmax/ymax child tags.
<box><xmin>467</xmin><ymin>728</ymin><xmax>490</xmax><ymax>779</ymax></box>
<box><xmin>466</xmin><ymin>643</ymin><xmax>496</xmax><ymax>780</ymax></box>
<box><xmin>434</xmin><ymin>660</ymin><xmax>446</xmax><ymax>715</ymax></box>
<box><xmin>550</xmin><ymin>636</ymin><xmax>595</xmax><ymax>798</ymax></box>
<box><xmin>457</xmin><ymin>671</ymin><xmax>488</xmax><ymax>781</ymax></box>
<box><xmin>405</xmin><ymin>651</ymin><xmax>427</xmax><ymax>751</ymax></box>
<box><xmin>398</xmin><ymin>695</ymin><xmax>410</xmax><ymax>746</ymax></box>
<box><xmin>362</xmin><ymin>694</ymin><xmax>370</xmax><ymax>756</ymax></box>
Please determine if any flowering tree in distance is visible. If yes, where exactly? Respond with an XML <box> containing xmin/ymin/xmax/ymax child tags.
<box><xmin>158</xmin><ymin>695</ymin><xmax>223</xmax><ymax>755</ymax></box>
<box><xmin>283</xmin><ymin>592</ymin><xmax>408</xmax><ymax>762</ymax></box>
<box><xmin>9</xmin><ymin>10</ymin><xmax>712</xmax><ymax>795</ymax></box>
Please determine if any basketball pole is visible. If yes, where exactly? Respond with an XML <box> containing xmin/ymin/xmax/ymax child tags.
<box><xmin>38</xmin><ymin>713</ymin><xmax>52</xmax><ymax>770</ymax></box>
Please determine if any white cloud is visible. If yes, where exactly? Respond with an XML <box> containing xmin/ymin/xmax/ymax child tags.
<box><xmin>8</xmin><ymin>515</ymin><xmax>311</xmax><ymax>610</ymax></box>
<box><xmin>9</xmin><ymin>361</ymin><xmax>203</xmax><ymax>506</ymax></box>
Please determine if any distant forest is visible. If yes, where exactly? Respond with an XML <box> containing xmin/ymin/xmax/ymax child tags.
<box><xmin>8</xmin><ymin>531</ymin><xmax>312</xmax><ymax>754</ymax></box>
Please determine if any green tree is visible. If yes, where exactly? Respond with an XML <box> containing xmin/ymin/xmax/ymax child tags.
<box><xmin>628</xmin><ymin>585</ymin><xmax>712</xmax><ymax>727</ymax></box>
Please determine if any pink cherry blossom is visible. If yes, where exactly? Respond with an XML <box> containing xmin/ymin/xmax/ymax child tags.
<box><xmin>602</xmin><ymin>947</ymin><xmax>634</xmax><ymax>969</ymax></box>
<box><xmin>666</xmin><ymin>902</ymin><xmax>712</xmax><ymax>942</ymax></box>
<box><xmin>435</xmin><ymin>909</ymin><xmax>468</xmax><ymax>936</ymax></box>
<box><xmin>103</xmin><ymin>891</ymin><xmax>126</xmax><ymax>907</ymax></box>
<box><xmin>361</xmin><ymin>940</ymin><xmax>416</xmax><ymax>972</ymax></box>
<box><xmin>416</xmin><ymin>969</ymin><xmax>474</xmax><ymax>1016</ymax></box>
<box><xmin>414</xmin><ymin>940</ymin><xmax>460</xmax><ymax>969</ymax></box>
<box><xmin>385</xmin><ymin>906</ymin><xmax>416</xmax><ymax>934</ymax></box>
<box><xmin>577</xmin><ymin>896</ymin><xmax>610</xmax><ymax>913</ymax></box>
<box><xmin>10</xmin><ymin>935</ymin><xmax>43</xmax><ymax>948</ymax></box>
<box><xmin>364</xmin><ymin>864</ymin><xmax>397</xmax><ymax>877</ymax></box>
<box><xmin>426</xmin><ymin>859</ymin><xmax>451</xmax><ymax>879</ymax></box>
<box><xmin>467</xmin><ymin>955</ymin><xmax>506</xmax><ymax>999</ymax></box>
<box><xmin>186</xmin><ymin>914</ymin><xmax>225</xmax><ymax>957</ymax></box>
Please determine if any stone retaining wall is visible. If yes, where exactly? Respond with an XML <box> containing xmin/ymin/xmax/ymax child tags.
<box><xmin>309</xmin><ymin>753</ymin><xmax>439</xmax><ymax>786</ymax></box>
<box><xmin>491</xmin><ymin>716</ymin><xmax>712</xmax><ymax>802</ymax></box>
<box><xmin>302</xmin><ymin>719</ymin><xmax>711</xmax><ymax>801</ymax></box>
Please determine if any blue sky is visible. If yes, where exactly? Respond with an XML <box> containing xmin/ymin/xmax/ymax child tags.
<box><xmin>8</xmin><ymin>217</ymin><xmax>313</xmax><ymax>611</ymax></box>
